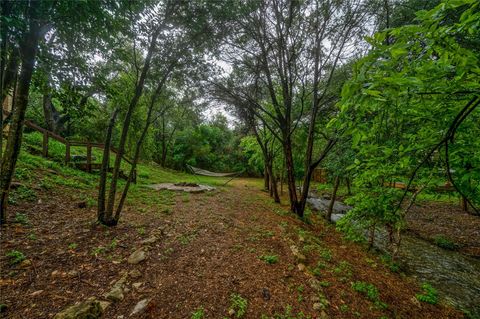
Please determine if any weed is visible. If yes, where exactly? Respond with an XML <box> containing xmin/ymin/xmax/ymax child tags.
<box><xmin>27</xmin><ymin>233</ymin><xmax>37</xmax><ymax>240</ymax></box>
<box><xmin>191</xmin><ymin>307</ymin><xmax>204</xmax><ymax>319</ymax></box>
<box><xmin>416</xmin><ymin>283</ymin><xmax>438</xmax><ymax>305</ymax></box>
<box><xmin>229</xmin><ymin>293</ymin><xmax>248</xmax><ymax>318</ymax></box>
<box><xmin>433</xmin><ymin>235</ymin><xmax>457</xmax><ymax>250</ymax></box>
<box><xmin>14</xmin><ymin>213</ymin><xmax>29</xmax><ymax>225</ymax></box>
<box><xmin>351</xmin><ymin>281</ymin><xmax>387</xmax><ymax>309</ymax></box>
<box><xmin>11</xmin><ymin>186</ymin><xmax>37</xmax><ymax>202</ymax></box>
<box><xmin>178</xmin><ymin>233</ymin><xmax>196</xmax><ymax>245</ymax></box>
<box><xmin>259</xmin><ymin>255</ymin><xmax>279</xmax><ymax>264</ymax></box>
<box><xmin>68</xmin><ymin>243</ymin><xmax>78</xmax><ymax>250</ymax></box>
<box><xmin>334</xmin><ymin>261</ymin><xmax>352</xmax><ymax>278</ymax></box>
<box><xmin>6</xmin><ymin>250</ymin><xmax>26</xmax><ymax>265</ymax></box>
<box><xmin>91</xmin><ymin>246</ymin><xmax>107</xmax><ymax>256</ymax></box>
<box><xmin>311</xmin><ymin>261</ymin><xmax>327</xmax><ymax>276</ymax></box>
<box><xmin>137</xmin><ymin>227</ymin><xmax>146</xmax><ymax>236</ymax></box>
<box><xmin>340</xmin><ymin>304</ymin><xmax>349</xmax><ymax>312</ymax></box>
<box><xmin>320</xmin><ymin>248</ymin><xmax>332</xmax><ymax>261</ymax></box>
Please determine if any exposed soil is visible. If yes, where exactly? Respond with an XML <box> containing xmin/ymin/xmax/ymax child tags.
<box><xmin>406</xmin><ymin>201</ymin><xmax>480</xmax><ymax>258</ymax></box>
<box><xmin>0</xmin><ymin>178</ymin><xmax>463</xmax><ymax>318</ymax></box>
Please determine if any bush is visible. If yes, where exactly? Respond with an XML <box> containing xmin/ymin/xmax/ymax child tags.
<box><xmin>416</xmin><ymin>283</ymin><xmax>438</xmax><ymax>305</ymax></box>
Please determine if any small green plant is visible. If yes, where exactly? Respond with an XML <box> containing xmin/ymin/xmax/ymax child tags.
<box><xmin>6</xmin><ymin>250</ymin><xmax>26</xmax><ymax>265</ymax></box>
<box><xmin>259</xmin><ymin>254</ymin><xmax>279</xmax><ymax>264</ymax></box>
<box><xmin>27</xmin><ymin>233</ymin><xmax>37</xmax><ymax>240</ymax></box>
<box><xmin>229</xmin><ymin>293</ymin><xmax>248</xmax><ymax>318</ymax></box>
<box><xmin>270</xmin><ymin>305</ymin><xmax>310</xmax><ymax>319</ymax></box>
<box><xmin>68</xmin><ymin>243</ymin><xmax>78</xmax><ymax>250</ymax></box>
<box><xmin>433</xmin><ymin>235</ymin><xmax>457</xmax><ymax>250</ymax></box>
<box><xmin>191</xmin><ymin>307</ymin><xmax>204</xmax><ymax>319</ymax></box>
<box><xmin>320</xmin><ymin>248</ymin><xmax>332</xmax><ymax>261</ymax></box>
<box><xmin>416</xmin><ymin>283</ymin><xmax>438</xmax><ymax>305</ymax></box>
<box><xmin>340</xmin><ymin>304</ymin><xmax>349</xmax><ymax>312</ymax></box>
<box><xmin>137</xmin><ymin>227</ymin><xmax>146</xmax><ymax>236</ymax></box>
<box><xmin>351</xmin><ymin>281</ymin><xmax>387</xmax><ymax>309</ymax></box>
<box><xmin>14</xmin><ymin>213</ymin><xmax>29</xmax><ymax>225</ymax></box>
<box><xmin>91</xmin><ymin>246</ymin><xmax>107</xmax><ymax>256</ymax></box>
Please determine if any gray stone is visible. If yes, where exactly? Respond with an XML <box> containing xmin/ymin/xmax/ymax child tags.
<box><xmin>105</xmin><ymin>285</ymin><xmax>124</xmax><ymax>302</ymax></box>
<box><xmin>128</xmin><ymin>249</ymin><xmax>146</xmax><ymax>264</ymax></box>
<box><xmin>54</xmin><ymin>297</ymin><xmax>103</xmax><ymax>319</ymax></box>
<box><xmin>141</xmin><ymin>236</ymin><xmax>158</xmax><ymax>245</ymax></box>
<box><xmin>307</xmin><ymin>197</ymin><xmax>352</xmax><ymax>216</ymax></box>
<box><xmin>130</xmin><ymin>298</ymin><xmax>151</xmax><ymax>316</ymax></box>
<box><xmin>290</xmin><ymin>245</ymin><xmax>306</xmax><ymax>262</ymax></box>
<box><xmin>297</xmin><ymin>263</ymin><xmax>306</xmax><ymax>271</ymax></box>
<box><xmin>129</xmin><ymin>269</ymin><xmax>142</xmax><ymax>279</ymax></box>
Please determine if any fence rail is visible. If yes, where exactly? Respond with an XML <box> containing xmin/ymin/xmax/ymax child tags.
<box><xmin>3</xmin><ymin>110</ymin><xmax>135</xmax><ymax>182</ymax></box>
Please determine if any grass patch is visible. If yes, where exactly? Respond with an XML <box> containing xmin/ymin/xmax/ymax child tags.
<box><xmin>259</xmin><ymin>254</ymin><xmax>279</xmax><ymax>264</ymax></box>
<box><xmin>6</xmin><ymin>250</ymin><xmax>26</xmax><ymax>265</ymax></box>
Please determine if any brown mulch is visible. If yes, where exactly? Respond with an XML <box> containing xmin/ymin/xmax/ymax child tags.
<box><xmin>406</xmin><ymin>201</ymin><xmax>480</xmax><ymax>257</ymax></box>
<box><xmin>0</xmin><ymin>179</ymin><xmax>462</xmax><ymax>319</ymax></box>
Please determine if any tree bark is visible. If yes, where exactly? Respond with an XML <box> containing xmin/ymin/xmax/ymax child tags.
<box><xmin>326</xmin><ymin>175</ymin><xmax>341</xmax><ymax>222</ymax></box>
<box><xmin>0</xmin><ymin>1</ymin><xmax>43</xmax><ymax>224</ymax></box>
<box><xmin>103</xmin><ymin>28</ymin><xmax>159</xmax><ymax>225</ymax></box>
<box><xmin>97</xmin><ymin>108</ymin><xmax>118</xmax><ymax>223</ymax></box>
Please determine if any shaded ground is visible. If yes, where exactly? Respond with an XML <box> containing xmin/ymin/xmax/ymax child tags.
<box><xmin>0</xmin><ymin>169</ymin><xmax>463</xmax><ymax>318</ymax></box>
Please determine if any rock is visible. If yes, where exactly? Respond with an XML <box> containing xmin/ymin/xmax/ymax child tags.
<box><xmin>129</xmin><ymin>269</ymin><xmax>142</xmax><ymax>279</ymax></box>
<box><xmin>313</xmin><ymin>303</ymin><xmax>323</xmax><ymax>310</ymax></box>
<box><xmin>54</xmin><ymin>297</ymin><xmax>103</xmax><ymax>319</ymax></box>
<box><xmin>105</xmin><ymin>285</ymin><xmax>124</xmax><ymax>302</ymax></box>
<box><xmin>76</xmin><ymin>201</ymin><xmax>87</xmax><ymax>209</ymax></box>
<box><xmin>290</xmin><ymin>245</ymin><xmax>306</xmax><ymax>262</ymax></box>
<box><xmin>308</xmin><ymin>278</ymin><xmax>324</xmax><ymax>292</ymax></box>
<box><xmin>98</xmin><ymin>301</ymin><xmax>111</xmax><ymax>312</ymax></box>
<box><xmin>128</xmin><ymin>249</ymin><xmax>146</xmax><ymax>264</ymax></box>
<box><xmin>297</xmin><ymin>263</ymin><xmax>306</xmax><ymax>271</ymax></box>
<box><xmin>307</xmin><ymin>197</ymin><xmax>352</xmax><ymax>216</ymax></box>
<box><xmin>132</xmin><ymin>282</ymin><xmax>143</xmax><ymax>290</ymax></box>
<box><xmin>30</xmin><ymin>290</ymin><xmax>44</xmax><ymax>296</ymax></box>
<box><xmin>105</xmin><ymin>273</ymin><xmax>128</xmax><ymax>302</ymax></box>
<box><xmin>228</xmin><ymin>308</ymin><xmax>235</xmax><ymax>316</ymax></box>
<box><xmin>141</xmin><ymin>236</ymin><xmax>158</xmax><ymax>245</ymax></box>
<box><xmin>262</xmin><ymin>288</ymin><xmax>271</xmax><ymax>301</ymax></box>
<box><xmin>130</xmin><ymin>298</ymin><xmax>151</xmax><ymax>316</ymax></box>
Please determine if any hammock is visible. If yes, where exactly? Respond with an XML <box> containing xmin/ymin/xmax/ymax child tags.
<box><xmin>186</xmin><ymin>164</ymin><xmax>243</xmax><ymax>185</ymax></box>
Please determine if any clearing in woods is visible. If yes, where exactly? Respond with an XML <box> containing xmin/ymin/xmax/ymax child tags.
<box><xmin>0</xmin><ymin>157</ymin><xmax>462</xmax><ymax>318</ymax></box>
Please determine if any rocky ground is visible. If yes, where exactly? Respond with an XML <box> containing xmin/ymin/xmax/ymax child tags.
<box><xmin>0</xmin><ymin>175</ymin><xmax>463</xmax><ymax>318</ymax></box>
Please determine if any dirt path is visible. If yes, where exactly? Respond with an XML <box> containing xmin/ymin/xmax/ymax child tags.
<box><xmin>0</xmin><ymin>178</ymin><xmax>461</xmax><ymax>318</ymax></box>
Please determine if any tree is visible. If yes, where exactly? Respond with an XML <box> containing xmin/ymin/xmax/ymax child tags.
<box><xmin>218</xmin><ymin>0</ymin><xmax>372</xmax><ymax>216</ymax></box>
<box><xmin>337</xmin><ymin>0</ymin><xmax>480</xmax><ymax>254</ymax></box>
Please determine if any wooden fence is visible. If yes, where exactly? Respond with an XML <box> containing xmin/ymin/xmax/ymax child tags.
<box><xmin>2</xmin><ymin>112</ymin><xmax>136</xmax><ymax>182</ymax></box>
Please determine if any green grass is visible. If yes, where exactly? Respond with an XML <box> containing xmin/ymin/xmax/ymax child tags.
<box><xmin>259</xmin><ymin>254</ymin><xmax>279</xmax><ymax>264</ymax></box>
<box><xmin>191</xmin><ymin>307</ymin><xmax>205</xmax><ymax>319</ymax></box>
<box><xmin>433</xmin><ymin>235</ymin><xmax>457</xmax><ymax>250</ymax></box>
<box><xmin>351</xmin><ymin>281</ymin><xmax>387</xmax><ymax>310</ymax></box>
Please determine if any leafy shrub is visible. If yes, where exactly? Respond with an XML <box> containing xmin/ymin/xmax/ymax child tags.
<box><xmin>229</xmin><ymin>293</ymin><xmax>248</xmax><ymax>318</ymax></box>
<box><xmin>351</xmin><ymin>281</ymin><xmax>387</xmax><ymax>309</ymax></box>
<box><xmin>416</xmin><ymin>283</ymin><xmax>438</xmax><ymax>305</ymax></box>
<box><xmin>6</xmin><ymin>250</ymin><xmax>26</xmax><ymax>265</ymax></box>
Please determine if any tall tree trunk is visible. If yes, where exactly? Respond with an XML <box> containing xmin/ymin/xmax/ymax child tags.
<box><xmin>0</xmin><ymin>2</ymin><xmax>43</xmax><ymax>224</ymax></box>
<box><xmin>103</xmin><ymin>29</ymin><xmax>159</xmax><ymax>225</ymax></box>
<box><xmin>97</xmin><ymin>109</ymin><xmax>119</xmax><ymax>223</ymax></box>
<box><xmin>346</xmin><ymin>177</ymin><xmax>352</xmax><ymax>196</ymax></box>
<box><xmin>326</xmin><ymin>175</ymin><xmax>340</xmax><ymax>222</ymax></box>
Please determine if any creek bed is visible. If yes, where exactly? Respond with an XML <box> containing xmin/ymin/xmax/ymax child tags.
<box><xmin>307</xmin><ymin>196</ymin><xmax>480</xmax><ymax>315</ymax></box>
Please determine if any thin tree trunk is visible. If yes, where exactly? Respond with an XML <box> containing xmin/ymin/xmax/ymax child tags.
<box><xmin>264</xmin><ymin>164</ymin><xmax>270</xmax><ymax>190</ymax></box>
<box><xmin>0</xmin><ymin>2</ymin><xmax>43</xmax><ymax>224</ymax></box>
<box><xmin>103</xmin><ymin>29</ymin><xmax>159</xmax><ymax>224</ymax></box>
<box><xmin>346</xmin><ymin>177</ymin><xmax>352</xmax><ymax>195</ymax></box>
<box><xmin>97</xmin><ymin>108</ymin><xmax>118</xmax><ymax>223</ymax></box>
<box><xmin>283</xmin><ymin>138</ymin><xmax>300</xmax><ymax>215</ymax></box>
<box><xmin>326</xmin><ymin>175</ymin><xmax>340</xmax><ymax>222</ymax></box>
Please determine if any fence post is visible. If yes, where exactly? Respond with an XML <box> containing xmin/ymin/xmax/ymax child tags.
<box><xmin>86</xmin><ymin>143</ymin><xmax>92</xmax><ymax>173</ymax></box>
<box><xmin>42</xmin><ymin>131</ymin><xmax>48</xmax><ymax>158</ymax></box>
<box><xmin>65</xmin><ymin>142</ymin><xmax>70</xmax><ymax>165</ymax></box>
